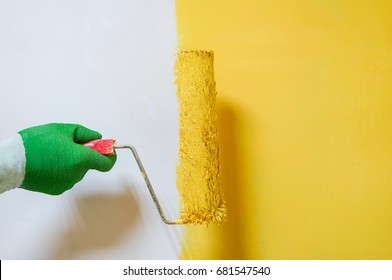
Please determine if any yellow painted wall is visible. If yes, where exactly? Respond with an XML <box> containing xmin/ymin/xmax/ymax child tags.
<box><xmin>176</xmin><ymin>0</ymin><xmax>392</xmax><ymax>259</ymax></box>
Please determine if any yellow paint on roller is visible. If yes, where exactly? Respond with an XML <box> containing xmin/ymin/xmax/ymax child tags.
<box><xmin>175</xmin><ymin>50</ymin><xmax>226</xmax><ymax>225</ymax></box>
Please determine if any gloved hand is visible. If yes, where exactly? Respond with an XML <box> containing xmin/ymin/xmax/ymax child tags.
<box><xmin>18</xmin><ymin>123</ymin><xmax>116</xmax><ymax>195</ymax></box>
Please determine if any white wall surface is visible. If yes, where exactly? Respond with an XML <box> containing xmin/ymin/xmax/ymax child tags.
<box><xmin>0</xmin><ymin>0</ymin><xmax>182</xmax><ymax>259</ymax></box>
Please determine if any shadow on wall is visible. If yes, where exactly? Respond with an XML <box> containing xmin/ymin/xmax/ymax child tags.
<box><xmin>51</xmin><ymin>185</ymin><xmax>140</xmax><ymax>259</ymax></box>
<box><xmin>214</xmin><ymin>100</ymin><xmax>247</xmax><ymax>259</ymax></box>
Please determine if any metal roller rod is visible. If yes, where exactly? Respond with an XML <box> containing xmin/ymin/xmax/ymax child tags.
<box><xmin>114</xmin><ymin>144</ymin><xmax>181</xmax><ymax>225</ymax></box>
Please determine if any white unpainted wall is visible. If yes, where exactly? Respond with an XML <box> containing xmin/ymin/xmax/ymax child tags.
<box><xmin>0</xmin><ymin>0</ymin><xmax>182</xmax><ymax>259</ymax></box>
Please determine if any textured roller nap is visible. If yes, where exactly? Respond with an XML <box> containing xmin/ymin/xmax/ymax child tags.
<box><xmin>175</xmin><ymin>50</ymin><xmax>226</xmax><ymax>225</ymax></box>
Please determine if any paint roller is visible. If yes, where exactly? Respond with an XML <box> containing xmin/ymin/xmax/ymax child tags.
<box><xmin>83</xmin><ymin>50</ymin><xmax>226</xmax><ymax>225</ymax></box>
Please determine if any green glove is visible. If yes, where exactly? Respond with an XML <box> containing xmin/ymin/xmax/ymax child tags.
<box><xmin>18</xmin><ymin>123</ymin><xmax>116</xmax><ymax>195</ymax></box>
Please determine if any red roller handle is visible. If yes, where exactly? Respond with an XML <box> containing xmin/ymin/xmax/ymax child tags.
<box><xmin>82</xmin><ymin>139</ymin><xmax>116</xmax><ymax>155</ymax></box>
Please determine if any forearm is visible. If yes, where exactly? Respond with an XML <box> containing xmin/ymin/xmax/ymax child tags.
<box><xmin>0</xmin><ymin>134</ymin><xmax>26</xmax><ymax>193</ymax></box>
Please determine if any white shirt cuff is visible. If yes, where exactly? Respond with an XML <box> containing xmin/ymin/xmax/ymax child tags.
<box><xmin>0</xmin><ymin>134</ymin><xmax>26</xmax><ymax>193</ymax></box>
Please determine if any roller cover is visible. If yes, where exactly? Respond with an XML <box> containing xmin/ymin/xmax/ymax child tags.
<box><xmin>175</xmin><ymin>50</ymin><xmax>226</xmax><ymax>225</ymax></box>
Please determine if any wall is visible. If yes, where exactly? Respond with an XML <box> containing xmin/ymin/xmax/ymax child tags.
<box><xmin>1</xmin><ymin>0</ymin><xmax>391</xmax><ymax>260</ymax></box>
<box><xmin>177</xmin><ymin>0</ymin><xmax>392</xmax><ymax>259</ymax></box>
<box><xmin>0</xmin><ymin>0</ymin><xmax>182</xmax><ymax>259</ymax></box>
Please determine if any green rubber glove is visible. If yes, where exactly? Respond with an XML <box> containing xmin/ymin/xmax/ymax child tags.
<box><xmin>18</xmin><ymin>123</ymin><xmax>116</xmax><ymax>195</ymax></box>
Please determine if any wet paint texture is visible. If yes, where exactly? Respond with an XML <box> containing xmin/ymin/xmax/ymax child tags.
<box><xmin>177</xmin><ymin>0</ymin><xmax>392</xmax><ymax>259</ymax></box>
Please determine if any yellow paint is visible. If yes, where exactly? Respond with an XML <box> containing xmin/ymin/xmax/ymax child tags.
<box><xmin>176</xmin><ymin>0</ymin><xmax>392</xmax><ymax>259</ymax></box>
<box><xmin>175</xmin><ymin>50</ymin><xmax>226</xmax><ymax>225</ymax></box>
